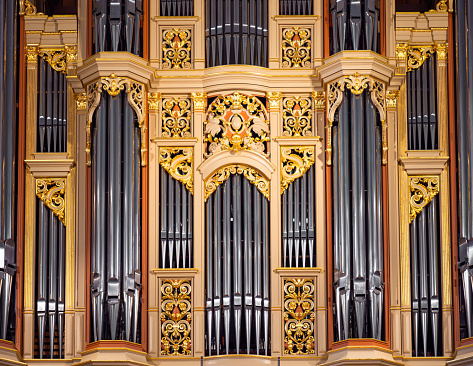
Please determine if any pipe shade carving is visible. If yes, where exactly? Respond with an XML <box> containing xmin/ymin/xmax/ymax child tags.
<box><xmin>409</xmin><ymin>176</ymin><xmax>440</xmax><ymax>224</ymax></box>
<box><xmin>281</xmin><ymin>147</ymin><xmax>315</xmax><ymax>194</ymax></box>
<box><xmin>159</xmin><ymin>148</ymin><xmax>193</xmax><ymax>194</ymax></box>
<box><xmin>36</xmin><ymin>179</ymin><xmax>66</xmax><ymax>225</ymax></box>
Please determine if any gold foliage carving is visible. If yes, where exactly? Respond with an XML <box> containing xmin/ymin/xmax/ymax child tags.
<box><xmin>436</xmin><ymin>43</ymin><xmax>448</xmax><ymax>60</ymax></box>
<box><xmin>312</xmin><ymin>91</ymin><xmax>325</xmax><ymax>109</ymax></box>
<box><xmin>160</xmin><ymin>279</ymin><xmax>192</xmax><ymax>356</ymax></box>
<box><xmin>204</xmin><ymin>165</ymin><xmax>269</xmax><ymax>201</ymax></box>
<box><xmin>284</xmin><ymin>278</ymin><xmax>315</xmax><ymax>355</ymax></box>
<box><xmin>162</xmin><ymin>28</ymin><xmax>191</xmax><ymax>69</ymax></box>
<box><xmin>282</xmin><ymin>96</ymin><xmax>313</xmax><ymax>137</ymax></box>
<box><xmin>407</xmin><ymin>46</ymin><xmax>436</xmax><ymax>72</ymax></box>
<box><xmin>25</xmin><ymin>45</ymin><xmax>39</xmax><ymax>63</ymax></box>
<box><xmin>159</xmin><ymin>148</ymin><xmax>193</xmax><ymax>194</ymax></box>
<box><xmin>267</xmin><ymin>91</ymin><xmax>282</xmax><ymax>110</ymax></box>
<box><xmin>39</xmin><ymin>49</ymin><xmax>67</xmax><ymax>73</ymax></box>
<box><xmin>65</xmin><ymin>45</ymin><xmax>77</xmax><ymax>64</ymax></box>
<box><xmin>281</xmin><ymin>147</ymin><xmax>315</xmax><ymax>194</ymax></box>
<box><xmin>409</xmin><ymin>176</ymin><xmax>439</xmax><ymax>223</ymax></box>
<box><xmin>162</xmin><ymin>98</ymin><xmax>192</xmax><ymax>138</ymax></box>
<box><xmin>24</xmin><ymin>0</ymin><xmax>43</xmax><ymax>15</ymax></box>
<box><xmin>396</xmin><ymin>43</ymin><xmax>408</xmax><ymax>61</ymax></box>
<box><xmin>436</xmin><ymin>0</ymin><xmax>448</xmax><ymax>12</ymax></box>
<box><xmin>101</xmin><ymin>73</ymin><xmax>128</xmax><ymax>97</ymax></box>
<box><xmin>386</xmin><ymin>91</ymin><xmax>399</xmax><ymax>109</ymax></box>
<box><xmin>74</xmin><ymin>93</ymin><xmax>87</xmax><ymax>111</ymax></box>
<box><xmin>148</xmin><ymin>92</ymin><xmax>161</xmax><ymax>111</ymax></box>
<box><xmin>204</xmin><ymin>93</ymin><xmax>270</xmax><ymax>158</ymax></box>
<box><xmin>190</xmin><ymin>92</ymin><xmax>206</xmax><ymax>111</ymax></box>
<box><xmin>36</xmin><ymin>179</ymin><xmax>66</xmax><ymax>225</ymax></box>
<box><xmin>282</xmin><ymin>27</ymin><xmax>311</xmax><ymax>68</ymax></box>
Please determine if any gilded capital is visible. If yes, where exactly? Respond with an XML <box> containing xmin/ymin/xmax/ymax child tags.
<box><xmin>25</xmin><ymin>45</ymin><xmax>39</xmax><ymax>64</ymax></box>
<box><xmin>65</xmin><ymin>45</ymin><xmax>78</xmax><ymax>64</ymax></box>
<box><xmin>396</xmin><ymin>43</ymin><xmax>408</xmax><ymax>61</ymax></box>
<box><xmin>386</xmin><ymin>91</ymin><xmax>399</xmax><ymax>109</ymax></box>
<box><xmin>312</xmin><ymin>91</ymin><xmax>325</xmax><ymax>109</ymax></box>
<box><xmin>266</xmin><ymin>91</ymin><xmax>282</xmax><ymax>110</ymax></box>
<box><xmin>148</xmin><ymin>92</ymin><xmax>161</xmax><ymax>111</ymax></box>
<box><xmin>74</xmin><ymin>93</ymin><xmax>87</xmax><ymax>111</ymax></box>
<box><xmin>190</xmin><ymin>92</ymin><xmax>207</xmax><ymax>112</ymax></box>
<box><xmin>436</xmin><ymin>43</ymin><xmax>448</xmax><ymax>60</ymax></box>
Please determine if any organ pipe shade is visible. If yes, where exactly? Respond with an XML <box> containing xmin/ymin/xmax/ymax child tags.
<box><xmin>406</xmin><ymin>54</ymin><xmax>438</xmax><ymax>150</ymax></box>
<box><xmin>205</xmin><ymin>0</ymin><xmax>268</xmax><ymax>67</ymax></box>
<box><xmin>205</xmin><ymin>174</ymin><xmax>270</xmax><ymax>355</ymax></box>
<box><xmin>332</xmin><ymin>90</ymin><xmax>384</xmax><ymax>341</ymax></box>
<box><xmin>35</xmin><ymin>200</ymin><xmax>66</xmax><ymax>359</ymax></box>
<box><xmin>89</xmin><ymin>92</ymin><xmax>142</xmax><ymax>342</ymax></box>
<box><xmin>329</xmin><ymin>0</ymin><xmax>380</xmax><ymax>54</ymax></box>
<box><xmin>279</xmin><ymin>0</ymin><xmax>313</xmax><ymax>15</ymax></box>
<box><xmin>37</xmin><ymin>57</ymin><xmax>68</xmax><ymax>153</ymax></box>
<box><xmin>282</xmin><ymin>167</ymin><xmax>316</xmax><ymax>267</ymax></box>
<box><xmin>159</xmin><ymin>168</ymin><xmax>194</xmax><ymax>269</ymax></box>
<box><xmin>160</xmin><ymin>0</ymin><xmax>194</xmax><ymax>16</ymax></box>
<box><xmin>410</xmin><ymin>197</ymin><xmax>442</xmax><ymax>357</ymax></box>
<box><xmin>455</xmin><ymin>0</ymin><xmax>473</xmax><ymax>341</ymax></box>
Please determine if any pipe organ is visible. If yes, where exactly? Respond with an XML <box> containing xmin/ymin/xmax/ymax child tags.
<box><xmin>6</xmin><ymin>0</ymin><xmax>473</xmax><ymax>365</ymax></box>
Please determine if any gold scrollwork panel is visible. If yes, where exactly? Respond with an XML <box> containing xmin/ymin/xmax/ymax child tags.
<box><xmin>36</xmin><ymin>178</ymin><xmax>66</xmax><ymax>225</ymax></box>
<box><xmin>284</xmin><ymin>278</ymin><xmax>316</xmax><ymax>355</ymax></box>
<box><xmin>282</xmin><ymin>27</ymin><xmax>311</xmax><ymax>68</ymax></box>
<box><xmin>409</xmin><ymin>176</ymin><xmax>440</xmax><ymax>223</ymax></box>
<box><xmin>281</xmin><ymin>146</ymin><xmax>315</xmax><ymax>194</ymax></box>
<box><xmin>204</xmin><ymin>165</ymin><xmax>270</xmax><ymax>201</ymax></box>
<box><xmin>159</xmin><ymin>147</ymin><xmax>193</xmax><ymax>194</ymax></box>
<box><xmin>282</xmin><ymin>96</ymin><xmax>313</xmax><ymax>137</ymax></box>
<box><xmin>162</xmin><ymin>97</ymin><xmax>192</xmax><ymax>138</ymax></box>
<box><xmin>160</xmin><ymin>279</ymin><xmax>192</xmax><ymax>356</ymax></box>
<box><xmin>162</xmin><ymin>28</ymin><xmax>191</xmax><ymax>69</ymax></box>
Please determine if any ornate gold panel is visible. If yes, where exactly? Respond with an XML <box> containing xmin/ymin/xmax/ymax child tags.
<box><xmin>36</xmin><ymin>178</ymin><xmax>66</xmax><ymax>225</ymax></box>
<box><xmin>284</xmin><ymin>278</ymin><xmax>315</xmax><ymax>355</ymax></box>
<box><xmin>281</xmin><ymin>147</ymin><xmax>315</xmax><ymax>194</ymax></box>
<box><xmin>162</xmin><ymin>28</ymin><xmax>191</xmax><ymax>69</ymax></box>
<box><xmin>162</xmin><ymin>97</ymin><xmax>192</xmax><ymax>138</ymax></box>
<box><xmin>161</xmin><ymin>279</ymin><xmax>192</xmax><ymax>356</ymax></box>
<box><xmin>204</xmin><ymin>165</ymin><xmax>269</xmax><ymax>201</ymax></box>
<box><xmin>159</xmin><ymin>147</ymin><xmax>193</xmax><ymax>194</ymax></box>
<box><xmin>204</xmin><ymin>93</ymin><xmax>270</xmax><ymax>158</ymax></box>
<box><xmin>282</xmin><ymin>27</ymin><xmax>311</xmax><ymax>68</ymax></box>
<box><xmin>282</xmin><ymin>96</ymin><xmax>313</xmax><ymax>137</ymax></box>
<box><xmin>409</xmin><ymin>176</ymin><xmax>440</xmax><ymax>223</ymax></box>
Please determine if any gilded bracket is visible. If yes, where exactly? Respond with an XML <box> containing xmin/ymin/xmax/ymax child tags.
<box><xmin>85</xmin><ymin>74</ymin><xmax>147</xmax><ymax>166</ymax></box>
<box><xmin>159</xmin><ymin>147</ymin><xmax>193</xmax><ymax>194</ymax></box>
<box><xmin>409</xmin><ymin>176</ymin><xmax>440</xmax><ymax>223</ymax></box>
<box><xmin>204</xmin><ymin>164</ymin><xmax>270</xmax><ymax>201</ymax></box>
<box><xmin>326</xmin><ymin>73</ymin><xmax>387</xmax><ymax>165</ymax></box>
<box><xmin>36</xmin><ymin>178</ymin><xmax>66</xmax><ymax>225</ymax></box>
<box><xmin>281</xmin><ymin>146</ymin><xmax>315</xmax><ymax>194</ymax></box>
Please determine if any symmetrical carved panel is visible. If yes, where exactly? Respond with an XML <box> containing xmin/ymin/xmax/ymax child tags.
<box><xmin>281</xmin><ymin>147</ymin><xmax>315</xmax><ymax>194</ymax></box>
<box><xmin>282</xmin><ymin>27</ymin><xmax>311</xmax><ymax>68</ymax></box>
<box><xmin>204</xmin><ymin>93</ymin><xmax>270</xmax><ymax>158</ymax></box>
<box><xmin>409</xmin><ymin>176</ymin><xmax>440</xmax><ymax>223</ymax></box>
<box><xmin>162</xmin><ymin>97</ymin><xmax>192</xmax><ymax>138</ymax></box>
<box><xmin>282</xmin><ymin>96</ymin><xmax>313</xmax><ymax>137</ymax></box>
<box><xmin>284</xmin><ymin>278</ymin><xmax>315</xmax><ymax>355</ymax></box>
<box><xmin>162</xmin><ymin>28</ymin><xmax>191</xmax><ymax>69</ymax></box>
<box><xmin>36</xmin><ymin>179</ymin><xmax>66</xmax><ymax>225</ymax></box>
<box><xmin>159</xmin><ymin>147</ymin><xmax>193</xmax><ymax>194</ymax></box>
<box><xmin>161</xmin><ymin>279</ymin><xmax>192</xmax><ymax>356</ymax></box>
<box><xmin>204</xmin><ymin>165</ymin><xmax>269</xmax><ymax>201</ymax></box>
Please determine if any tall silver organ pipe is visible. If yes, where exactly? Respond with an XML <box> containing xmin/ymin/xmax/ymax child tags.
<box><xmin>410</xmin><ymin>196</ymin><xmax>442</xmax><ymax>357</ymax></box>
<box><xmin>160</xmin><ymin>0</ymin><xmax>194</xmax><ymax>16</ymax></box>
<box><xmin>35</xmin><ymin>201</ymin><xmax>66</xmax><ymax>359</ymax></box>
<box><xmin>279</xmin><ymin>0</ymin><xmax>313</xmax><ymax>15</ymax></box>
<box><xmin>281</xmin><ymin>167</ymin><xmax>316</xmax><ymax>267</ymax></box>
<box><xmin>455</xmin><ymin>0</ymin><xmax>473</xmax><ymax>340</ymax></box>
<box><xmin>90</xmin><ymin>0</ymin><xmax>143</xmax><ymax>342</ymax></box>
<box><xmin>159</xmin><ymin>168</ymin><xmax>193</xmax><ymax>269</ymax></box>
<box><xmin>330</xmin><ymin>0</ymin><xmax>380</xmax><ymax>54</ymax></box>
<box><xmin>406</xmin><ymin>54</ymin><xmax>438</xmax><ymax>150</ymax></box>
<box><xmin>205</xmin><ymin>0</ymin><xmax>268</xmax><ymax>67</ymax></box>
<box><xmin>0</xmin><ymin>0</ymin><xmax>17</xmax><ymax>343</ymax></box>
<box><xmin>205</xmin><ymin>174</ymin><xmax>270</xmax><ymax>355</ymax></box>
<box><xmin>332</xmin><ymin>91</ymin><xmax>384</xmax><ymax>341</ymax></box>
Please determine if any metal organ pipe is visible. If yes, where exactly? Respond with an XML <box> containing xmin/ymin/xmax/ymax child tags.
<box><xmin>279</xmin><ymin>0</ymin><xmax>313</xmax><ymax>15</ymax></box>
<box><xmin>161</xmin><ymin>0</ymin><xmax>194</xmax><ymax>16</ymax></box>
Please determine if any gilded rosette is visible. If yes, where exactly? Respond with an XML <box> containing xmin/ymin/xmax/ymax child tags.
<box><xmin>409</xmin><ymin>176</ymin><xmax>440</xmax><ymax>223</ymax></box>
<box><xmin>284</xmin><ymin>278</ymin><xmax>316</xmax><ymax>355</ymax></box>
<box><xmin>282</xmin><ymin>96</ymin><xmax>313</xmax><ymax>137</ymax></box>
<box><xmin>36</xmin><ymin>179</ymin><xmax>66</xmax><ymax>225</ymax></box>
<box><xmin>281</xmin><ymin>147</ymin><xmax>315</xmax><ymax>194</ymax></box>
<box><xmin>160</xmin><ymin>279</ymin><xmax>192</xmax><ymax>356</ymax></box>
<box><xmin>162</xmin><ymin>97</ymin><xmax>192</xmax><ymax>138</ymax></box>
<box><xmin>159</xmin><ymin>148</ymin><xmax>193</xmax><ymax>194</ymax></box>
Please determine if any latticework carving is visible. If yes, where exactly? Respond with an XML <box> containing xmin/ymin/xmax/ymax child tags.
<box><xmin>282</xmin><ymin>27</ymin><xmax>311</xmax><ymax>68</ymax></box>
<box><xmin>282</xmin><ymin>96</ymin><xmax>313</xmax><ymax>137</ymax></box>
<box><xmin>162</xmin><ymin>28</ymin><xmax>191</xmax><ymax>69</ymax></box>
<box><xmin>162</xmin><ymin>98</ymin><xmax>192</xmax><ymax>138</ymax></box>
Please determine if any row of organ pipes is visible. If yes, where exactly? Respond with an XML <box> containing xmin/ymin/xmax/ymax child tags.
<box><xmin>205</xmin><ymin>0</ymin><xmax>268</xmax><ymax>67</ymax></box>
<box><xmin>282</xmin><ymin>167</ymin><xmax>316</xmax><ymax>268</ymax></box>
<box><xmin>279</xmin><ymin>0</ymin><xmax>313</xmax><ymax>15</ymax></box>
<box><xmin>332</xmin><ymin>91</ymin><xmax>384</xmax><ymax>341</ymax></box>
<box><xmin>159</xmin><ymin>169</ymin><xmax>194</xmax><ymax>269</ymax></box>
<box><xmin>205</xmin><ymin>175</ymin><xmax>270</xmax><ymax>355</ymax></box>
<box><xmin>160</xmin><ymin>0</ymin><xmax>194</xmax><ymax>16</ymax></box>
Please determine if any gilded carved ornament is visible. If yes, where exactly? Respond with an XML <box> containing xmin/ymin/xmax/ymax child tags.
<box><xmin>281</xmin><ymin>147</ymin><xmax>315</xmax><ymax>194</ymax></box>
<box><xmin>386</xmin><ymin>91</ymin><xmax>399</xmax><ymax>109</ymax></box>
<box><xmin>326</xmin><ymin>73</ymin><xmax>387</xmax><ymax>165</ymax></box>
<box><xmin>74</xmin><ymin>93</ymin><xmax>87</xmax><ymax>111</ymax></box>
<box><xmin>407</xmin><ymin>45</ymin><xmax>436</xmax><ymax>72</ymax></box>
<box><xmin>282</xmin><ymin>27</ymin><xmax>311</xmax><ymax>68</ymax></box>
<box><xmin>159</xmin><ymin>148</ymin><xmax>193</xmax><ymax>194</ymax></box>
<box><xmin>282</xmin><ymin>97</ymin><xmax>313</xmax><ymax>137</ymax></box>
<box><xmin>36</xmin><ymin>179</ymin><xmax>66</xmax><ymax>225</ymax></box>
<box><xmin>86</xmin><ymin>74</ymin><xmax>147</xmax><ymax>166</ymax></box>
<box><xmin>436</xmin><ymin>43</ymin><xmax>448</xmax><ymax>60</ymax></box>
<box><xmin>396</xmin><ymin>43</ymin><xmax>408</xmax><ymax>61</ymax></box>
<box><xmin>64</xmin><ymin>45</ymin><xmax>77</xmax><ymax>64</ymax></box>
<box><xmin>24</xmin><ymin>0</ymin><xmax>43</xmax><ymax>15</ymax></box>
<box><xmin>204</xmin><ymin>165</ymin><xmax>270</xmax><ymax>201</ymax></box>
<box><xmin>148</xmin><ymin>92</ymin><xmax>161</xmax><ymax>111</ymax></box>
<box><xmin>162</xmin><ymin>28</ymin><xmax>191</xmax><ymax>69</ymax></box>
<box><xmin>39</xmin><ymin>49</ymin><xmax>67</xmax><ymax>73</ymax></box>
<box><xmin>204</xmin><ymin>93</ymin><xmax>270</xmax><ymax>158</ymax></box>
<box><xmin>25</xmin><ymin>45</ymin><xmax>39</xmax><ymax>63</ymax></box>
<box><xmin>409</xmin><ymin>176</ymin><xmax>439</xmax><ymax>223</ymax></box>
<box><xmin>162</xmin><ymin>97</ymin><xmax>192</xmax><ymax>138</ymax></box>
<box><xmin>160</xmin><ymin>279</ymin><xmax>192</xmax><ymax>356</ymax></box>
<box><xmin>312</xmin><ymin>91</ymin><xmax>325</xmax><ymax>109</ymax></box>
<box><xmin>284</xmin><ymin>278</ymin><xmax>316</xmax><ymax>355</ymax></box>
<box><xmin>436</xmin><ymin>0</ymin><xmax>448</xmax><ymax>12</ymax></box>
<box><xmin>266</xmin><ymin>91</ymin><xmax>282</xmax><ymax>110</ymax></box>
<box><xmin>190</xmin><ymin>92</ymin><xmax>207</xmax><ymax>112</ymax></box>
